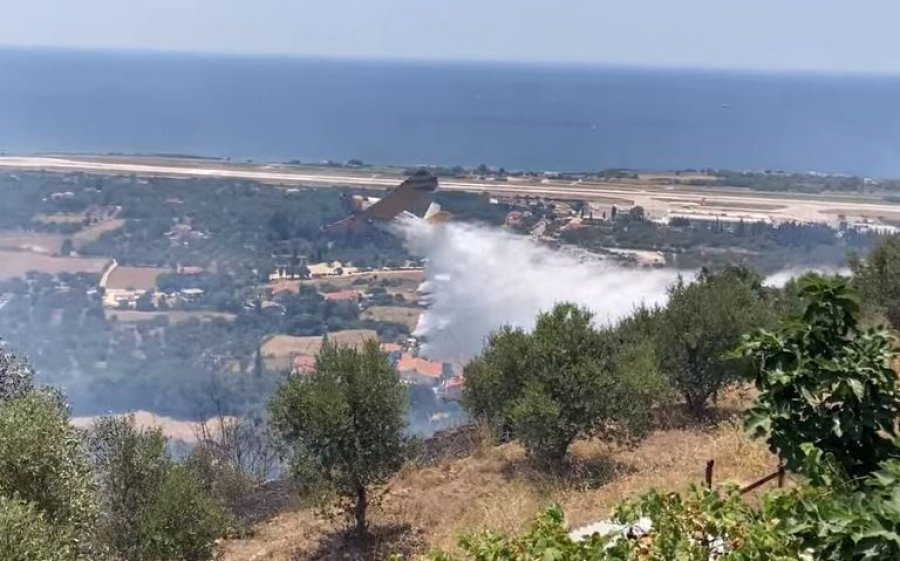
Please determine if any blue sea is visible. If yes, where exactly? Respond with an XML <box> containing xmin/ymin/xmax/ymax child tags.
<box><xmin>3</xmin><ymin>48</ymin><xmax>900</xmax><ymax>176</ymax></box>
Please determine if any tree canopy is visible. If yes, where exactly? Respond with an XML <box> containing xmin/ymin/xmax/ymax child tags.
<box><xmin>463</xmin><ymin>303</ymin><xmax>665</xmax><ymax>465</ymax></box>
<box><xmin>270</xmin><ymin>339</ymin><xmax>408</xmax><ymax>534</ymax></box>
<box><xmin>654</xmin><ymin>266</ymin><xmax>775</xmax><ymax>416</ymax></box>
<box><xmin>741</xmin><ymin>276</ymin><xmax>900</xmax><ymax>480</ymax></box>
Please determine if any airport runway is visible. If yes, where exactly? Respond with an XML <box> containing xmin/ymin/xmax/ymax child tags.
<box><xmin>2</xmin><ymin>156</ymin><xmax>899</xmax><ymax>226</ymax></box>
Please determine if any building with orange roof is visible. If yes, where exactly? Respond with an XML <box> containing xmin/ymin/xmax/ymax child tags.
<box><xmin>396</xmin><ymin>352</ymin><xmax>444</xmax><ymax>386</ymax></box>
<box><xmin>322</xmin><ymin>290</ymin><xmax>360</xmax><ymax>302</ymax></box>
<box><xmin>177</xmin><ymin>265</ymin><xmax>205</xmax><ymax>275</ymax></box>
<box><xmin>268</xmin><ymin>279</ymin><xmax>301</xmax><ymax>295</ymax></box>
<box><xmin>380</xmin><ymin>342</ymin><xmax>403</xmax><ymax>365</ymax></box>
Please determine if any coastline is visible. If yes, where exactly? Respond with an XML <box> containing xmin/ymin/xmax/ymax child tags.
<box><xmin>2</xmin><ymin>153</ymin><xmax>900</xmax><ymax>228</ymax></box>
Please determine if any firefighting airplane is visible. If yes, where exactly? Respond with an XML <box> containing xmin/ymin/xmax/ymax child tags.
<box><xmin>325</xmin><ymin>170</ymin><xmax>450</xmax><ymax>234</ymax></box>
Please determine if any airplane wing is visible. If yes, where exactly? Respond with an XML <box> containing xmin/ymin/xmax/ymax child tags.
<box><xmin>362</xmin><ymin>170</ymin><xmax>438</xmax><ymax>220</ymax></box>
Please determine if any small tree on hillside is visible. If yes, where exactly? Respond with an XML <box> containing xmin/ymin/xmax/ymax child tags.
<box><xmin>655</xmin><ymin>266</ymin><xmax>774</xmax><ymax>417</ymax></box>
<box><xmin>0</xmin><ymin>394</ymin><xmax>98</xmax><ymax>561</ymax></box>
<box><xmin>741</xmin><ymin>276</ymin><xmax>900</xmax><ymax>480</ymax></box>
<box><xmin>270</xmin><ymin>339</ymin><xmax>408</xmax><ymax>535</ymax></box>
<box><xmin>462</xmin><ymin>325</ymin><xmax>532</xmax><ymax>438</ymax></box>
<box><xmin>89</xmin><ymin>416</ymin><xmax>227</xmax><ymax>561</ymax></box>
<box><xmin>850</xmin><ymin>235</ymin><xmax>900</xmax><ymax>328</ymax></box>
<box><xmin>463</xmin><ymin>303</ymin><xmax>664</xmax><ymax>466</ymax></box>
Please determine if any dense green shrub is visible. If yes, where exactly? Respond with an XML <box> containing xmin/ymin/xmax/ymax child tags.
<box><xmin>0</xmin><ymin>349</ymin><xmax>35</xmax><ymax>400</ymax></box>
<box><xmin>655</xmin><ymin>266</ymin><xmax>774</xmax><ymax>416</ymax></box>
<box><xmin>0</xmin><ymin>495</ymin><xmax>68</xmax><ymax>561</ymax></box>
<box><xmin>136</xmin><ymin>464</ymin><xmax>229</xmax><ymax>561</ymax></box>
<box><xmin>0</xmin><ymin>394</ymin><xmax>98</xmax><ymax>560</ymax></box>
<box><xmin>741</xmin><ymin>276</ymin><xmax>900</xmax><ymax>479</ymax></box>
<box><xmin>850</xmin><ymin>235</ymin><xmax>900</xmax><ymax>328</ymax></box>
<box><xmin>89</xmin><ymin>416</ymin><xmax>227</xmax><ymax>561</ymax></box>
<box><xmin>463</xmin><ymin>303</ymin><xmax>666</xmax><ymax>465</ymax></box>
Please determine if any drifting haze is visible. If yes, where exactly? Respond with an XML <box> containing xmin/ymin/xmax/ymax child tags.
<box><xmin>401</xmin><ymin>220</ymin><xmax>681</xmax><ymax>360</ymax></box>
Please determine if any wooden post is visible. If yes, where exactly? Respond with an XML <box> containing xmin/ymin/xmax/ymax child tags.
<box><xmin>705</xmin><ymin>459</ymin><xmax>715</xmax><ymax>489</ymax></box>
<box><xmin>777</xmin><ymin>465</ymin><xmax>785</xmax><ymax>488</ymax></box>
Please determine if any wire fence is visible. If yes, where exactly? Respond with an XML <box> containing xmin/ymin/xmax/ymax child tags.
<box><xmin>704</xmin><ymin>459</ymin><xmax>786</xmax><ymax>495</ymax></box>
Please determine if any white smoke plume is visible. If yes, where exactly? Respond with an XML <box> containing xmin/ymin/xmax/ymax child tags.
<box><xmin>763</xmin><ymin>266</ymin><xmax>851</xmax><ymax>288</ymax></box>
<box><xmin>399</xmin><ymin>220</ymin><xmax>682</xmax><ymax>361</ymax></box>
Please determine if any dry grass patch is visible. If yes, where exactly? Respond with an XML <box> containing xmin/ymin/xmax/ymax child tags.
<box><xmin>262</xmin><ymin>335</ymin><xmax>325</xmax><ymax>358</ymax></box>
<box><xmin>105</xmin><ymin>265</ymin><xmax>167</xmax><ymax>290</ymax></box>
<box><xmin>307</xmin><ymin>270</ymin><xmax>424</xmax><ymax>290</ymax></box>
<box><xmin>72</xmin><ymin>218</ymin><xmax>126</xmax><ymax>245</ymax></box>
<box><xmin>362</xmin><ymin>306</ymin><xmax>420</xmax><ymax>330</ymax></box>
<box><xmin>0</xmin><ymin>232</ymin><xmax>66</xmax><ymax>254</ymax></box>
<box><xmin>104</xmin><ymin>309</ymin><xmax>236</xmax><ymax>324</ymax></box>
<box><xmin>219</xmin><ymin>419</ymin><xmax>776</xmax><ymax>561</ymax></box>
<box><xmin>71</xmin><ymin>410</ymin><xmax>235</xmax><ymax>444</ymax></box>
<box><xmin>0</xmin><ymin>249</ymin><xmax>110</xmax><ymax>279</ymax></box>
<box><xmin>260</xmin><ymin>331</ymin><xmax>375</xmax><ymax>371</ymax></box>
<box><xmin>35</xmin><ymin>213</ymin><xmax>87</xmax><ymax>224</ymax></box>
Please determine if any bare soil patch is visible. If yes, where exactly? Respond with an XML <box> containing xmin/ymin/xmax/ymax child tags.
<box><xmin>362</xmin><ymin>306</ymin><xmax>420</xmax><ymax>330</ymax></box>
<box><xmin>71</xmin><ymin>410</ymin><xmax>234</xmax><ymax>443</ymax></box>
<box><xmin>72</xmin><ymin>218</ymin><xmax>126</xmax><ymax>245</ymax></box>
<box><xmin>104</xmin><ymin>309</ymin><xmax>236</xmax><ymax>324</ymax></box>
<box><xmin>219</xmin><ymin>420</ymin><xmax>777</xmax><ymax>561</ymax></box>
<box><xmin>0</xmin><ymin>232</ymin><xmax>66</xmax><ymax>254</ymax></box>
<box><xmin>105</xmin><ymin>265</ymin><xmax>167</xmax><ymax>290</ymax></box>
<box><xmin>0</xmin><ymin>249</ymin><xmax>109</xmax><ymax>279</ymax></box>
<box><xmin>35</xmin><ymin>213</ymin><xmax>87</xmax><ymax>224</ymax></box>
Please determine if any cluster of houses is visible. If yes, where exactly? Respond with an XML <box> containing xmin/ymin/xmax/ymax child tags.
<box><xmin>290</xmin><ymin>338</ymin><xmax>463</xmax><ymax>401</ymax></box>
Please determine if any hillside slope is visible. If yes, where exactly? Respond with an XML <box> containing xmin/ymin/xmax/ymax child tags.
<box><xmin>221</xmin><ymin>419</ymin><xmax>776</xmax><ymax>561</ymax></box>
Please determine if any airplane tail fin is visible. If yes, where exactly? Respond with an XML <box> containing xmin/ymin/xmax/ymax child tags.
<box><xmin>424</xmin><ymin>202</ymin><xmax>451</xmax><ymax>224</ymax></box>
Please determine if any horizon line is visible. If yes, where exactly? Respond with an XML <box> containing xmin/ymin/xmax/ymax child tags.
<box><xmin>2</xmin><ymin>43</ymin><xmax>899</xmax><ymax>80</ymax></box>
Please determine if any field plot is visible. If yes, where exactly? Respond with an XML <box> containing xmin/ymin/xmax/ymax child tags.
<box><xmin>261</xmin><ymin>329</ymin><xmax>380</xmax><ymax>370</ymax></box>
<box><xmin>362</xmin><ymin>306</ymin><xmax>420</xmax><ymax>330</ymax></box>
<box><xmin>35</xmin><ymin>213</ymin><xmax>86</xmax><ymax>224</ymax></box>
<box><xmin>329</xmin><ymin>328</ymin><xmax>378</xmax><ymax>347</ymax></box>
<box><xmin>306</xmin><ymin>269</ymin><xmax>424</xmax><ymax>289</ymax></box>
<box><xmin>105</xmin><ymin>309</ymin><xmax>236</xmax><ymax>324</ymax></box>
<box><xmin>105</xmin><ymin>265</ymin><xmax>167</xmax><ymax>290</ymax></box>
<box><xmin>261</xmin><ymin>334</ymin><xmax>324</xmax><ymax>371</ymax></box>
<box><xmin>73</xmin><ymin>218</ymin><xmax>127</xmax><ymax>246</ymax></box>
<box><xmin>0</xmin><ymin>232</ymin><xmax>66</xmax><ymax>254</ymax></box>
<box><xmin>72</xmin><ymin>410</ymin><xmax>235</xmax><ymax>443</ymax></box>
<box><xmin>0</xmin><ymin>250</ymin><xmax>110</xmax><ymax>279</ymax></box>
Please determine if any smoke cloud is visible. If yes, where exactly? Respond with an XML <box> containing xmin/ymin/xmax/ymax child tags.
<box><xmin>399</xmin><ymin>220</ymin><xmax>682</xmax><ymax>361</ymax></box>
<box><xmin>763</xmin><ymin>266</ymin><xmax>851</xmax><ymax>288</ymax></box>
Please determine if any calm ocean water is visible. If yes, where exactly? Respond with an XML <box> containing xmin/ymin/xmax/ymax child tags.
<box><xmin>3</xmin><ymin>48</ymin><xmax>900</xmax><ymax>176</ymax></box>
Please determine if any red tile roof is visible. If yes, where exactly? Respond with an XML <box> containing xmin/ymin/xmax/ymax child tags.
<box><xmin>323</xmin><ymin>290</ymin><xmax>359</xmax><ymax>302</ymax></box>
<box><xmin>396</xmin><ymin>353</ymin><xmax>443</xmax><ymax>379</ymax></box>
<box><xmin>269</xmin><ymin>279</ymin><xmax>301</xmax><ymax>294</ymax></box>
<box><xmin>178</xmin><ymin>266</ymin><xmax>205</xmax><ymax>275</ymax></box>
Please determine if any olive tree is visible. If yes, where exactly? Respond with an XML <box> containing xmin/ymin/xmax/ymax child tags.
<box><xmin>850</xmin><ymin>235</ymin><xmax>900</xmax><ymax>328</ymax></box>
<box><xmin>89</xmin><ymin>416</ymin><xmax>227</xmax><ymax>561</ymax></box>
<box><xmin>270</xmin><ymin>339</ymin><xmax>408</xmax><ymax>535</ymax></box>
<box><xmin>464</xmin><ymin>303</ymin><xmax>665</xmax><ymax>466</ymax></box>
<box><xmin>655</xmin><ymin>266</ymin><xmax>774</xmax><ymax>417</ymax></box>
<box><xmin>0</xmin><ymin>394</ymin><xmax>98</xmax><ymax>561</ymax></box>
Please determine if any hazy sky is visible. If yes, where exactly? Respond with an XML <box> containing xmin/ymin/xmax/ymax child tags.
<box><xmin>2</xmin><ymin>0</ymin><xmax>899</xmax><ymax>74</ymax></box>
